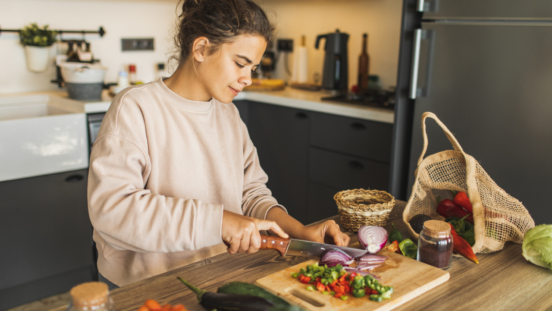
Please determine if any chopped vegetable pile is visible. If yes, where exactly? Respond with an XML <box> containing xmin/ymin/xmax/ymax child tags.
<box><xmin>292</xmin><ymin>262</ymin><xmax>393</xmax><ymax>303</ymax></box>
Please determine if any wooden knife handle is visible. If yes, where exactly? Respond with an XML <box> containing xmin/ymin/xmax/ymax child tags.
<box><xmin>260</xmin><ymin>234</ymin><xmax>290</xmax><ymax>256</ymax></box>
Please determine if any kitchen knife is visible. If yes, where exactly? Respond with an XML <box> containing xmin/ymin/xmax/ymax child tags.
<box><xmin>259</xmin><ymin>234</ymin><xmax>367</xmax><ymax>258</ymax></box>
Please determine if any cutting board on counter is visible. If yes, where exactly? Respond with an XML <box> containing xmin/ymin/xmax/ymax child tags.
<box><xmin>255</xmin><ymin>250</ymin><xmax>449</xmax><ymax>311</ymax></box>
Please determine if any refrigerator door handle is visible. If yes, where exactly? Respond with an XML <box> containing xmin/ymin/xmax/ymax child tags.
<box><xmin>409</xmin><ymin>29</ymin><xmax>423</xmax><ymax>99</ymax></box>
<box><xmin>410</xmin><ymin>29</ymin><xmax>435</xmax><ymax>99</ymax></box>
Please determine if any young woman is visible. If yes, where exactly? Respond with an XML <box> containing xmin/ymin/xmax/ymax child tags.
<box><xmin>88</xmin><ymin>0</ymin><xmax>350</xmax><ymax>289</ymax></box>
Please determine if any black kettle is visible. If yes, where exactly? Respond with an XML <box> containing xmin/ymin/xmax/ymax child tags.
<box><xmin>315</xmin><ymin>29</ymin><xmax>349</xmax><ymax>92</ymax></box>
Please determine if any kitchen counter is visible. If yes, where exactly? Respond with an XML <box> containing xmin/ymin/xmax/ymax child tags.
<box><xmin>54</xmin><ymin>200</ymin><xmax>551</xmax><ymax>311</ymax></box>
<box><xmin>1</xmin><ymin>85</ymin><xmax>394</xmax><ymax>123</ymax></box>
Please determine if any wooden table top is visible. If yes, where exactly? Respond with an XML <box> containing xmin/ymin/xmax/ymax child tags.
<box><xmin>56</xmin><ymin>201</ymin><xmax>552</xmax><ymax>311</ymax></box>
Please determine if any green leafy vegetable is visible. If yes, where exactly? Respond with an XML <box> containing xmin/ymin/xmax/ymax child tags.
<box><xmin>522</xmin><ymin>224</ymin><xmax>552</xmax><ymax>270</ymax></box>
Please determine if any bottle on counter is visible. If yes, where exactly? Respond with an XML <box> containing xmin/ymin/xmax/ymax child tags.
<box><xmin>129</xmin><ymin>64</ymin><xmax>137</xmax><ymax>85</ymax></box>
<box><xmin>417</xmin><ymin>220</ymin><xmax>454</xmax><ymax>270</ymax></box>
<box><xmin>117</xmin><ymin>70</ymin><xmax>130</xmax><ymax>89</ymax></box>
<box><xmin>67</xmin><ymin>282</ymin><xmax>115</xmax><ymax>311</ymax></box>
<box><xmin>357</xmin><ymin>33</ymin><xmax>370</xmax><ymax>93</ymax></box>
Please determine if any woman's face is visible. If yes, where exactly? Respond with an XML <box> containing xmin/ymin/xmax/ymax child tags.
<box><xmin>199</xmin><ymin>35</ymin><xmax>267</xmax><ymax>103</ymax></box>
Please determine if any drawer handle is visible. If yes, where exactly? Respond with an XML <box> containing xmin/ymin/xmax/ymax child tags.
<box><xmin>296</xmin><ymin>112</ymin><xmax>308</xmax><ymax>119</ymax></box>
<box><xmin>350</xmin><ymin>122</ymin><xmax>366</xmax><ymax>131</ymax></box>
<box><xmin>348</xmin><ymin>161</ymin><xmax>364</xmax><ymax>170</ymax></box>
<box><xmin>65</xmin><ymin>174</ymin><xmax>84</xmax><ymax>183</ymax></box>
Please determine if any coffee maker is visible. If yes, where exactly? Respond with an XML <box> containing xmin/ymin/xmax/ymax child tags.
<box><xmin>315</xmin><ymin>29</ymin><xmax>349</xmax><ymax>94</ymax></box>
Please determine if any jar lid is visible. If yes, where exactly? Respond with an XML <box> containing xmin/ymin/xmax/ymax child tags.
<box><xmin>423</xmin><ymin>220</ymin><xmax>451</xmax><ymax>237</ymax></box>
<box><xmin>70</xmin><ymin>282</ymin><xmax>109</xmax><ymax>308</ymax></box>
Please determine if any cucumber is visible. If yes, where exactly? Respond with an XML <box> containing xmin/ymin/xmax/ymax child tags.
<box><xmin>217</xmin><ymin>282</ymin><xmax>291</xmax><ymax>307</ymax></box>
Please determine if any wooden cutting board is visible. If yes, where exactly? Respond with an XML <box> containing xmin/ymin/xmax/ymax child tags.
<box><xmin>255</xmin><ymin>250</ymin><xmax>450</xmax><ymax>311</ymax></box>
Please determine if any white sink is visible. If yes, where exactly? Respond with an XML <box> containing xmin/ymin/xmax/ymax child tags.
<box><xmin>0</xmin><ymin>95</ymin><xmax>88</xmax><ymax>182</ymax></box>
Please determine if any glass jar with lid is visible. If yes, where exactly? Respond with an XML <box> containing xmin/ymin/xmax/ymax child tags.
<box><xmin>67</xmin><ymin>282</ymin><xmax>115</xmax><ymax>311</ymax></box>
<box><xmin>417</xmin><ymin>220</ymin><xmax>453</xmax><ymax>269</ymax></box>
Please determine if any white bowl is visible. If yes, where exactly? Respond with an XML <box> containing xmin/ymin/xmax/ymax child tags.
<box><xmin>60</xmin><ymin>62</ymin><xmax>107</xmax><ymax>84</ymax></box>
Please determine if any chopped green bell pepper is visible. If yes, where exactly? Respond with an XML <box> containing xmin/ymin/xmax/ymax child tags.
<box><xmin>399</xmin><ymin>238</ymin><xmax>418</xmax><ymax>259</ymax></box>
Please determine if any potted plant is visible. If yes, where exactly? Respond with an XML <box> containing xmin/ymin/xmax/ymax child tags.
<box><xmin>19</xmin><ymin>23</ymin><xmax>57</xmax><ymax>72</ymax></box>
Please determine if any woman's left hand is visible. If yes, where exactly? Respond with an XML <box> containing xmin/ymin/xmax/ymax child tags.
<box><xmin>300</xmin><ymin>220</ymin><xmax>350</xmax><ymax>247</ymax></box>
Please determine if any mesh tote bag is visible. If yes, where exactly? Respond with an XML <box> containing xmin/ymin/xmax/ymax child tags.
<box><xmin>403</xmin><ymin>112</ymin><xmax>535</xmax><ymax>253</ymax></box>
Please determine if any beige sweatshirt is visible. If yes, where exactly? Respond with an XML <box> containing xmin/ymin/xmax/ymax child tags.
<box><xmin>88</xmin><ymin>78</ymin><xmax>285</xmax><ymax>287</ymax></box>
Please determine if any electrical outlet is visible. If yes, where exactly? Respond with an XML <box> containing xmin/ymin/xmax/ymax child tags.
<box><xmin>277</xmin><ymin>39</ymin><xmax>293</xmax><ymax>52</ymax></box>
<box><xmin>122</xmin><ymin>38</ymin><xmax>154</xmax><ymax>51</ymax></box>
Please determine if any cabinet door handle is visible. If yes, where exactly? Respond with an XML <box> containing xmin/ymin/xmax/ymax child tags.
<box><xmin>65</xmin><ymin>174</ymin><xmax>84</xmax><ymax>183</ymax></box>
<box><xmin>348</xmin><ymin>161</ymin><xmax>364</xmax><ymax>170</ymax></box>
<box><xmin>350</xmin><ymin>122</ymin><xmax>366</xmax><ymax>131</ymax></box>
<box><xmin>296</xmin><ymin>112</ymin><xmax>308</xmax><ymax>119</ymax></box>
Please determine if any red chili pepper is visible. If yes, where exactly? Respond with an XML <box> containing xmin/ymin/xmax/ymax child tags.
<box><xmin>437</xmin><ymin>199</ymin><xmax>474</xmax><ymax>224</ymax></box>
<box><xmin>449</xmin><ymin>223</ymin><xmax>479</xmax><ymax>264</ymax></box>
<box><xmin>454</xmin><ymin>191</ymin><xmax>473</xmax><ymax>214</ymax></box>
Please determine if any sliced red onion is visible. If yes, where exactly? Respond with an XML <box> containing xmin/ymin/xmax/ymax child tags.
<box><xmin>357</xmin><ymin>226</ymin><xmax>388</xmax><ymax>254</ymax></box>
<box><xmin>355</xmin><ymin>263</ymin><xmax>382</xmax><ymax>271</ymax></box>
<box><xmin>319</xmin><ymin>249</ymin><xmax>353</xmax><ymax>267</ymax></box>
<box><xmin>357</xmin><ymin>254</ymin><xmax>387</xmax><ymax>264</ymax></box>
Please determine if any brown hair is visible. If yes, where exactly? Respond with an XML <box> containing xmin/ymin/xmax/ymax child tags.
<box><xmin>173</xmin><ymin>0</ymin><xmax>275</xmax><ymax>65</ymax></box>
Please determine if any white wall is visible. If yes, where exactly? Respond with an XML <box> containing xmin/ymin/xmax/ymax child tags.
<box><xmin>0</xmin><ymin>0</ymin><xmax>180</xmax><ymax>94</ymax></box>
<box><xmin>0</xmin><ymin>0</ymin><xmax>402</xmax><ymax>94</ymax></box>
<box><xmin>260</xmin><ymin>0</ymin><xmax>402</xmax><ymax>89</ymax></box>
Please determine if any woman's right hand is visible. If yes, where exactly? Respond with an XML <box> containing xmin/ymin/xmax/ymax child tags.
<box><xmin>221</xmin><ymin>210</ymin><xmax>288</xmax><ymax>254</ymax></box>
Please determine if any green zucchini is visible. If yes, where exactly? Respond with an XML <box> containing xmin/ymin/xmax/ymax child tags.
<box><xmin>217</xmin><ymin>282</ymin><xmax>290</xmax><ymax>307</ymax></box>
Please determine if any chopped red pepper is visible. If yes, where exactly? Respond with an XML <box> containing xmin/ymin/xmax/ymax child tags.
<box><xmin>385</xmin><ymin>240</ymin><xmax>401</xmax><ymax>254</ymax></box>
<box><xmin>299</xmin><ymin>275</ymin><xmax>312</xmax><ymax>284</ymax></box>
<box><xmin>315</xmin><ymin>277</ymin><xmax>321</xmax><ymax>282</ymax></box>
<box><xmin>334</xmin><ymin>285</ymin><xmax>345</xmax><ymax>294</ymax></box>
<box><xmin>334</xmin><ymin>293</ymin><xmax>343</xmax><ymax>298</ymax></box>
<box><xmin>316</xmin><ymin>282</ymin><xmax>325</xmax><ymax>292</ymax></box>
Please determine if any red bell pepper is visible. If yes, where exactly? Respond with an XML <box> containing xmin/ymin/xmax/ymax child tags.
<box><xmin>454</xmin><ymin>191</ymin><xmax>473</xmax><ymax>214</ymax></box>
<box><xmin>437</xmin><ymin>199</ymin><xmax>474</xmax><ymax>224</ymax></box>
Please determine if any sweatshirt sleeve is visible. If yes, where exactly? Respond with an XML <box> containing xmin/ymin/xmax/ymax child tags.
<box><xmin>240</xmin><ymin>122</ymin><xmax>288</xmax><ymax>220</ymax></box>
<box><xmin>87</xmin><ymin>134</ymin><xmax>224</xmax><ymax>253</ymax></box>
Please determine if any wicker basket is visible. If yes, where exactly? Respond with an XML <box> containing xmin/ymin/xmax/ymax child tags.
<box><xmin>334</xmin><ymin>189</ymin><xmax>395</xmax><ymax>232</ymax></box>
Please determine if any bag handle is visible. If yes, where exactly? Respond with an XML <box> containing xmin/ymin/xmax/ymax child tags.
<box><xmin>418</xmin><ymin>112</ymin><xmax>465</xmax><ymax>166</ymax></box>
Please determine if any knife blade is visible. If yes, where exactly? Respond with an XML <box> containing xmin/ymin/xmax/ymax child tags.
<box><xmin>259</xmin><ymin>234</ymin><xmax>367</xmax><ymax>258</ymax></box>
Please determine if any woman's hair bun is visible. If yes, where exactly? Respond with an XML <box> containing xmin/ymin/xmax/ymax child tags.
<box><xmin>174</xmin><ymin>0</ymin><xmax>275</xmax><ymax>64</ymax></box>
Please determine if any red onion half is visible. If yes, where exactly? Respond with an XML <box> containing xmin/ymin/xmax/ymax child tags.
<box><xmin>357</xmin><ymin>226</ymin><xmax>388</xmax><ymax>254</ymax></box>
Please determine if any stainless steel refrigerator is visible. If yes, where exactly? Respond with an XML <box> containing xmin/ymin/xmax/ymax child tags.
<box><xmin>390</xmin><ymin>0</ymin><xmax>552</xmax><ymax>224</ymax></box>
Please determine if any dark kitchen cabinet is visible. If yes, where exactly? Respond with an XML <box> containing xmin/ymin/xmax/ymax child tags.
<box><xmin>243</xmin><ymin>99</ymin><xmax>393</xmax><ymax>225</ymax></box>
<box><xmin>0</xmin><ymin>169</ymin><xmax>94</xmax><ymax>310</ymax></box>
<box><xmin>248</xmin><ymin>102</ymin><xmax>310</xmax><ymax>224</ymax></box>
